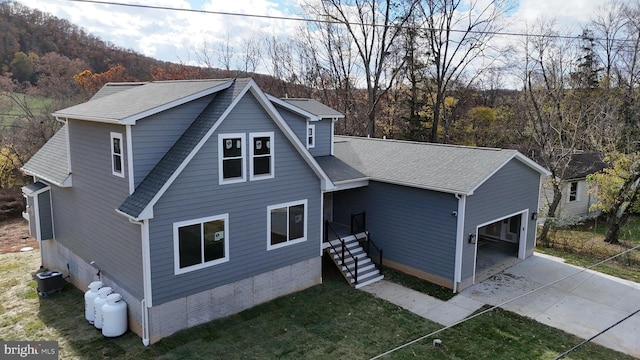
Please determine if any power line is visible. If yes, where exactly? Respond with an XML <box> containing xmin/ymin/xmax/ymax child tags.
<box><xmin>370</xmin><ymin>242</ymin><xmax>640</xmax><ymax>359</ymax></box>
<box><xmin>64</xmin><ymin>0</ymin><xmax>632</xmax><ymax>43</ymax></box>
<box><xmin>554</xmin><ymin>308</ymin><xmax>640</xmax><ymax>359</ymax></box>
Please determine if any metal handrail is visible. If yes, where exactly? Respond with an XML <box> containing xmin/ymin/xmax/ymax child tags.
<box><xmin>365</xmin><ymin>231</ymin><xmax>383</xmax><ymax>275</ymax></box>
<box><xmin>325</xmin><ymin>220</ymin><xmax>358</xmax><ymax>285</ymax></box>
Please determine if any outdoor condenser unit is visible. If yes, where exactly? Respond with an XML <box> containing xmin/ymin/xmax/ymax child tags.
<box><xmin>36</xmin><ymin>270</ymin><xmax>64</xmax><ymax>296</ymax></box>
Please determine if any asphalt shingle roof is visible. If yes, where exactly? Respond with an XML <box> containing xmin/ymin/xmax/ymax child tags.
<box><xmin>282</xmin><ymin>98</ymin><xmax>344</xmax><ymax>118</ymax></box>
<box><xmin>90</xmin><ymin>82</ymin><xmax>146</xmax><ymax>100</ymax></box>
<box><xmin>314</xmin><ymin>156</ymin><xmax>366</xmax><ymax>183</ymax></box>
<box><xmin>333</xmin><ymin>136</ymin><xmax>538</xmax><ymax>195</ymax></box>
<box><xmin>564</xmin><ymin>152</ymin><xmax>607</xmax><ymax>180</ymax></box>
<box><xmin>22</xmin><ymin>125</ymin><xmax>71</xmax><ymax>186</ymax></box>
<box><xmin>118</xmin><ymin>79</ymin><xmax>251</xmax><ymax>218</ymax></box>
<box><xmin>54</xmin><ymin>79</ymin><xmax>233</xmax><ymax>123</ymax></box>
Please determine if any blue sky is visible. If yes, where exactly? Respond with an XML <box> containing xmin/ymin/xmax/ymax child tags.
<box><xmin>16</xmin><ymin>0</ymin><xmax>621</xmax><ymax>72</ymax></box>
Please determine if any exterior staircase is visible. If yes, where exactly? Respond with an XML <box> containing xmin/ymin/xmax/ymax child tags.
<box><xmin>327</xmin><ymin>232</ymin><xmax>384</xmax><ymax>289</ymax></box>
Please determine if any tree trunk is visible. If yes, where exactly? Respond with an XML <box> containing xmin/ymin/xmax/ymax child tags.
<box><xmin>603</xmin><ymin>159</ymin><xmax>640</xmax><ymax>244</ymax></box>
<box><xmin>431</xmin><ymin>91</ymin><xmax>443</xmax><ymax>142</ymax></box>
<box><xmin>539</xmin><ymin>182</ymin><xmax>562</xmax><ymax>245</ymax></box>
<box><xmin>604</xmin><ymin>215</ymin><xmax>621</xmax><ymax>244</ymax></box>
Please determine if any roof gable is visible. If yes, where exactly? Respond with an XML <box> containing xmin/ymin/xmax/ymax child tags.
<box><xmin>118</xmin><ymin>79</ymin><xmax>333</xmax><ymax>220</ymax></box>
<box><xmin>333</xmin><ymin>136</ymin><xmax>549</xmax><ymax>195</ymax></box>
<box><xmin>53</xmin><ymin>79</ymin><xmax>233</xmax><ymax>125</ymax></box>
<box><xmin>22</xmin><ymin>125</ymin><xmax>72</xmax><ymax>187</ymax></box>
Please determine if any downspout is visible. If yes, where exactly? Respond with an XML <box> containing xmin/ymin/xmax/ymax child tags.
<box><xmin>453</xmin><ymin>194</ymin><xmax>466</xmax><ymax>293</ymax></box>
<box><xmin>128</xmin><ymin>217</ymin><xmax>152</xmax><ymax>346</ymax></box>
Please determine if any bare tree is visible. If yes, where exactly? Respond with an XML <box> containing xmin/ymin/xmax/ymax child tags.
<box><xmin>296</xmin><ymin>15</ymin><xmax>365</xmax><ymax>135</ymax></box>
<box><xmin>519</xmin><ymin>19</ymin><xmax>591</xmax><ymax>243</ymax></box>
<box><xmin>415</xmin><ymin>0</ymin><xmax>513</xmax><ymax>143</ymax></box>
<box><xmin>240</xmin><ymin>35</ymin><xmax>262</xmax><ymax>76</ymax></box>
<box><xmin>217</xmin><ymin>34</ymin><xmax>235</xmax><ymax>72</ymax></box>
<box><xmin>303</xmin><ymin>0</ymin><xmax>415</xmax><ymax>137</ymax></box>
<box><xmin>194</xmin><ymin>40</ymin><xmax>216</xmax><ymax>69</ymax></box>
<box><xmin>590</xmin><ymin>1</ymin><xmax>627</xmax><ymax>85</ymax></box>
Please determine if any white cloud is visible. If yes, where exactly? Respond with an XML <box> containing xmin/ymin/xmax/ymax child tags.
<box><xmin>512</xmin><ymin>0</ymin><xmax>614</xmax><ymax>33</ymax></box>
<box><xmin>14</xmin><ymin>0</ymin><xmax>633</xmax><ymax>76</ymax></box>
<box><xmin>16</xmin><ymin>0</ymin><xmax>297</xmax><ymax>70</ymax></box>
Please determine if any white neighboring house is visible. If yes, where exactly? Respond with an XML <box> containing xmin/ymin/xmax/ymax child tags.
<box><xmin>539</xmin><ymin>153</ymin><xmax>608</xmax><ymax>223</ymax></box>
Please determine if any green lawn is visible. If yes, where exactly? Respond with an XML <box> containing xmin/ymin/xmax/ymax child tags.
<box><xmin>0</xmin><ymin>250</ymin><xmax>634</xmax><ymax>359</ymax></box>
<box><xmin>0</xmin><ymin>93</ymin><xmax>53</xmax><ymax>127</ymax></box>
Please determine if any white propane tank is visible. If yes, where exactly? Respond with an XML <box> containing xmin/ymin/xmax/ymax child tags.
<box><xmin>93</xmin><ymin>287</ymin><xmax>112</xmax><ymax>329</ymax></box>
<box><xmin>84</xmin><ymin>281</ymin><xmax>103</xmax><ymax>324</ymax></box>
<box><xmin>101</xmin><ymin>293</ymin><xmax>127</xmax><ymax>337</ymax></box>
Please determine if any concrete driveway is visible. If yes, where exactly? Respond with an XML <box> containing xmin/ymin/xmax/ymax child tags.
<box><xmin>460</xmin><ymin>252</ymin><xmax>640</xmax><ymax>357</ymax></box>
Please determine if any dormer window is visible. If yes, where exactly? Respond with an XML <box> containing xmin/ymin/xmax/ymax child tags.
<box><xmin>110</xmin><ymin>132</ymin><xmax>124</xmax><ymax>177</ymax></box>
<box><xmin>218</xmin><ymin>133</ymin><xmax>246</xmax><ymax>184</ymax></box>
<box><xmin>307</xmin><ymin>124</ymin><xmax>315</xmax><ymax>149</ymax></box>
<box><xmin>250</xmin><ymin>132</ymin><xmax>274</xmax><ymax>180</ymax></box>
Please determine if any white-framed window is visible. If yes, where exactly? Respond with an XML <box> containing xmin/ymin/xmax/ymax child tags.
<box><xmin>218</xmin><ymin>133</ymin><xmax>246</xmax><ymax>184</ymax></box>
<box><xmin>568</xmin><ymin>181</ymin><xmax>579</xmax><ymax>202</ymax></box>
<box><xmin>110</xmin><ymin>132</ymin><xmax>124</xmax><ymax>177</ymax></box>
<box><xmin>249</xmin><ymin>132</ymin><xmax>274</xmax><ymax>180</ymax></box>
<box><xmin>173</xmin><ymin>214</ymin><xmax>229</xmax><ymax>274</ymax></box>
<box><xmin>307</xmin><ymin>124</ymin><xmax>315</xmax><ymax>149</ymax></box>
<box><xmin>267</xmin><ymin>199</ymin><xmax>307</xmax><ymax>250</ymax></box>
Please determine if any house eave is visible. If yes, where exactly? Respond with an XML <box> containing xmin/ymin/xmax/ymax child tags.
<box><xmin>266</xmin><ymin>94</ymin><xmax>321</xmax><ymax>121</ymax></box>
<box><xmin>115</xmin><ymin>207</ymin><xmax>153</xmax><ymax>222</ymax></box>
<box><xmin>326</xmin><ymin>178</ymin><xmax>369</xmax><ymax>191</ymax></box>
<box><xmin>21</xmin><ymin>168</ymin><xmax>72</xmax><ymax>188</ymax></box>
<box><xmin>372</xmin><ymin>177</ymin><xmax>473</xmax><ymax>196</ymax></box>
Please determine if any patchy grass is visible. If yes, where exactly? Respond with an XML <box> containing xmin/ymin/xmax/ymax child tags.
<box><xmin>0</xmin><ymin>249</ymin><xmax>635</xmax><ymax>359</ymax></box>
<box><xmin>538</xmin><ymin>216</ymin><xmax>640</xmax><ymax>283</ymax></box>
<box><xmin>382</xmin><ymin>267</ymin><xmax>456</xmax><ymax>301</ymax></box>
<box><xmin>571</xmin><ymin>216</ymin><xmax>640</xmax><ymax>242</ymax></box>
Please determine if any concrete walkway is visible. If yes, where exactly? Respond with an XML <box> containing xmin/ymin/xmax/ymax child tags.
<box><xmin>361</xmin><ymin>280</ymin><xmax>484</xmax><ymax>326</ymax></box>
<box><xmin>361</xmin><ymin>253</ymin><xmax>640</xmax><ymax>358</ymax></box>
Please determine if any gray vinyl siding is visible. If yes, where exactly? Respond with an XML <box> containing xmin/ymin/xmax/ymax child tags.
<box><xmin>276</xmin><ymin>105</ymin><xmax>332</xmax><ymax>157</ymax></box>
<box><xmin>277</xmin><ymin>106</ymin><xmax>307</xmax><ymax>145</ymax></box>
<box><xmin>332</xmin><ymin>181</ymin><xmax>458</xmax><ymax>280</ymax></box>
<box><xmin>131</xmin><ymin>96</ymin><xmax>212</xmax><ymax>188</ymax></box>
<box><xmin>148</xmin><ymin>92</ymin><xmax>322</xmax><ymax>305</ymax></box>
<box><xmin>51</xmin><ymin>119</ymin><xmax>143</xmax><ymax>298</ymax></box>
<box><xmin>463</xmin><ymin>159</ymin><xmax>541</xmax><ymax>280</ymax></box>
<box><xmin>539</xmin><ymin>178</ymin><xmax>598</xmax><ymax>219</ymax></box>
<box><xmin>309</xmin><ymin>118</ymin><xmax>332</xmax><ymax>157</ymax></box>
<box><xmin>38</xmin><ymin>190</ymin><xmax>53</xmax><ymax>240</ymax></box>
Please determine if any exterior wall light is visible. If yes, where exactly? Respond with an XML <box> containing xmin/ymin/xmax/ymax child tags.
<box><xmin>531</xmin><ymin>212</ymin><xmax>538</xmax><ymax>221</ymax></box>
<box><xmin>468</xmin><ymin>234</ymin><xmax>476</xmax><ymax>244</ymax></box>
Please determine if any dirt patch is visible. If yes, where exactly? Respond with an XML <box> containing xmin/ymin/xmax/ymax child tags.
<box><xmin>0</xmin><ymin>187</ymin><xmax>25</xmax><ymax>221</ymax></box>
<box><xmin>0</xmin><ymin>217</ymin><xmax>38</xmax><ymax>254</ymax></box>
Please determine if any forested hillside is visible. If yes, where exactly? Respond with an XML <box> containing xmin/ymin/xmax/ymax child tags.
<box><xmin>0</xmin><ymin>1</ymin><xmax>169</xmax><ymax>79</ymax></box>
<box><xmin>0</xmin><ymin>0</ymin><xmax>638</xmax><ymax>243</ymax></box>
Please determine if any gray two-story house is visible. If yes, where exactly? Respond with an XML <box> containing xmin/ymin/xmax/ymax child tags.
<box><xmin>22</xmin><ymin>78</ymin><xmax>549</xmax><ymax>345</ymax></box>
